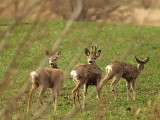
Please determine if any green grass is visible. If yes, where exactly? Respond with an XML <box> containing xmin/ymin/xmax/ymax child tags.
<box><xmin>0</xmin><ymin>18</ymin><xmax>160</xmax><ymax>120</ymax></box>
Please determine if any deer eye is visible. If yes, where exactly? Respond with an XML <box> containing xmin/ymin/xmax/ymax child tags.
<box><xmin>53</xmin><ymin>57</ymin><xmax>57</xmax><ymax>61</ymax></box>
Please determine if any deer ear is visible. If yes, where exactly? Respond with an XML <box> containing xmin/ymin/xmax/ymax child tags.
<box><xmin>56</xmin><ymin>51</ymin><xmax>61</xmax><ymax>57</ymax></box>
<box><xmin>96</xmin><ymin>50</ymin><xmax>101</xmax><ymax>57</ymax></box>
<box><xmin>53</xmin><ymin>51</ymin><xmax>61</xmax><ymax>60</ymax></box>
<box><xmin>45</xmin><ymin>50</ymin><xmax>50</xmax><ymax>57</ymax></box>
<box><xmin>85</xmin><ymin>48</ymin><xmax>90</xmax><ymax>56</ymax></box>
<box><xmin>135</xmin><ymin>56</ymin><xmax>143</xmax><ymax>64</ymax></box>
<box><xmin>143</xmin><ymin>57</ymin><xmax>149</xmax><ymax>64</ymax></box>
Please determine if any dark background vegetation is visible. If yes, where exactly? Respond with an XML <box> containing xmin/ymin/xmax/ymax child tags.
<box><xmin>1</xmin><ymin>0</ymin><xmax>160</xmax><ymax>25</ymax></box>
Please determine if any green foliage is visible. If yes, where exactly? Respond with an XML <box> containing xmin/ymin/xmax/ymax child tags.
<box><xmin>0</xmin><ymin>18</ymin><xmax>160</xmax><ymax>120</ymax></box>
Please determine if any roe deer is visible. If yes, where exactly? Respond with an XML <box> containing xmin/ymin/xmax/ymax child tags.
<box><xmin>27</xmin><ymin>50</ymin><xmax>64</xmax><ymax>112</ymax></box>
<box><xmin>70</xmin><ymin>43</ymin><xmax>102</xmax><ymax>108</ymax></box>
<box><xmin>99</xmin><ymin>56</ymin><xmax>149</xmax><ymax>100</ymax></box>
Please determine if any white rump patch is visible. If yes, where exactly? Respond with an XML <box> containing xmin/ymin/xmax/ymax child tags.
<box><xmin>106</xmin><ymin>65</ymin><xmax>112</xmax><ymax>73</ymax></box>
<box><xmin>70</xmin><ymin>70</ymin><xmax>78</xmax><ymax>78</ymax></box>
<box><xmin>30</xmin><ymin>71</ymin><xmax>38</xmax><ymax>82</ymax></box>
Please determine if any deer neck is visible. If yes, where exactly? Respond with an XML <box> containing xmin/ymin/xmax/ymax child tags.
<box><xmin>136</xmin><ymin>66</ymin><xmax>143</xmax><ymax>76</ymax></box>
<box><xmin>88</xmin><ymin>62</ymin><xmax>96</xmax><ymax>66</ymax></box>
<box><xmin>51</xmin><ymin>64</ymin><xmax>59</xmax><ymax>69</ymax></box>
<box><xmin>88</xmin><ymin>62</ymin><xmax>96</xmax><ymax>65</ymax></box>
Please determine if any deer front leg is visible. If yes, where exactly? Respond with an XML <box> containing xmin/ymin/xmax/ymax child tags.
<box><xmin>126</xmin><ymin>81</ymin><xmax>131</xmax><ymax>101</ymax></box>
<box><xmin>38</xmin><ymin>86</ymin><xmax>47</xmax><ymax>106</ymax></box>
<box><xmin>27</xmin><ymin>84</ymin><xmax>38</xmax><ymax>112</ymax></box>
<box><xmin>82</xmin><ymin>84</ymin><xmax>88</xmax><ymax>109</ymax></box>
<box><xmin>110</xmin><ymin>75</ymin><xmax>121</xmax><ymax>100</ymax></box>
<box><xmin>52</xmin><ymin>90</ymin><xmax>58</xmax><ymax>112</ymax></box>
<box><xmin>96</xmin><ymin>82</ymin><xmax>100</xmax><ymax>99</ymax></box>
<box><xmin>131</xmin><ymin>80</ymin><xmax>136</xmax><ymax>101</ymax></box>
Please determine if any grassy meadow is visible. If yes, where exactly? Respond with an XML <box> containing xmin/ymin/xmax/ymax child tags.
<box><xmin>0</xmin><ymin>18</ymin><xmax>160</xmax><ymax>120</ymax></box>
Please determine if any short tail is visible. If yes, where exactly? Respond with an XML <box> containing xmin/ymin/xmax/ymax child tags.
<box><xmin>105</xmin><ymin>65</ymin><xmax>112</xmax><ymax>74</ymax></box>
<box><xmin>30</xmin><ymin>71</ymin><xmax>38</xmax><ymax>83</ymax></box>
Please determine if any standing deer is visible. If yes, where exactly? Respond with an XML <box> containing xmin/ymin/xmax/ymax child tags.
<box><xmin>27</xmin><ymin>50</ymin><xmax>64</xmax><ymax>112</ymax></box>
<box><xmin>70</xmin><ymin>43</ymin><xmax>102</xmax><ymax>109</ymax></box>
<box><xmin>99</xmin><ymin>56</ymin><xmax>149</xmax><ymax>100</ymax></box>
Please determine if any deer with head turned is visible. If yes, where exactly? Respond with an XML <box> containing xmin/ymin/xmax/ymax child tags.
<box><xmin>99</xmin><ymin>56</ymin><xmax>149</xmax><ymax>100</ymax></box>
<box><xmin>27</xmin><ymin>50</ymin><xmax>64</xmax><ymax>112</ymax></box>
<box><xmin>70</xmin><ymin>43</ymin><xmax>102</xmax><ymax>109</ymax></box>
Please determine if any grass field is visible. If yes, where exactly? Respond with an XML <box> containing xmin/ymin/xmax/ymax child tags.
<box><xmin>0</xmin><ymin>18</ymin><xmax>160</xmax><ymax>120</ymax></box>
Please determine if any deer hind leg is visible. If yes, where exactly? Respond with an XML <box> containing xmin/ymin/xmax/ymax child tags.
<box><xmin>82</xmin><ymin>84</ymin><xmax>88</xmax><ymax>109</ymax></box>
<box><xmin>38</xmin><ymin>86</ymin><xmax>47</xmax><ymax>106</ymax></box>
<box><xmin>131</xmin><ymin>80</ymin><xmax>136</xmax><ymax>101</ymax></box>
<box><xmin>126</xmin><ymin>81</ymin><xmax>131</xmax><ymax>101</ymax></box>
<box><xmin>110</xmin><ymin>75</ymin><xmax>121</xmax><ymax>100</ymax></box>
<box><xmin>27</xmin><ymin>83</ymin><xmax>38</xmax><ymax>112</ymax></box>
<box><xmin>76</xmin><ymin>89</ymin><xmax>82</xmax><ymax>109</ymax></box>
<box><xmin>99</xmin><ymin>74</ymin><xmax>113</xmax><ymax>91</ymax></box>
<box><xmin>72</xmin><ymin>82</ymin><xmax>83</xmax><ymax>108</ymax></box>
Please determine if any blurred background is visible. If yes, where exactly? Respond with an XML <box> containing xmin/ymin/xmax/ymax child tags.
<box><xmin>1</xmin><ymin>0</ymin><xmax>160</xmax><ymax>26</ymax></box>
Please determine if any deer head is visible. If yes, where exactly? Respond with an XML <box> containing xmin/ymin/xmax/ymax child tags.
<box><xmin>46</xmin><ymin>50</ymin><xmax>61</xmax><ymax>68</ymax></box>
<box><xmin>135</xmin><ymin>56</ymin><xmax>149</xmax><ymax>71</ymax></box>
<box><xmin>85</xmin><ymin>43</ymin><xmax>101</xmax><ymax>64</ymax></box>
